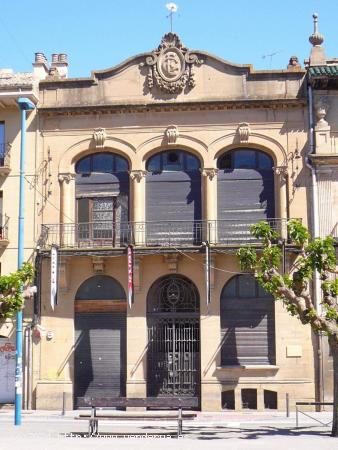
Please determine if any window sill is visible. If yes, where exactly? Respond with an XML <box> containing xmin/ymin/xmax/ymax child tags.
<box><xmin>216</xmin><ymin>365</ymin><xmax>279</xmax><ymax>371</ymax></box>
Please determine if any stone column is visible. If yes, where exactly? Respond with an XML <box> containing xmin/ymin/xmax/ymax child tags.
<box><xmin>201</xmin><ymin>168</ymin><xmax>218</xmax><ymax>243</ymax></box>
<box><xmin>273</xmin><ymin>166</ymin><xmax>288</xmax><ymax>239</ymax></box>
<box><xmin>130</xmin><ymin>170</ymin><xmax>147</xmax><ymax>246</ymax></box>
<box><xmin>317</xmin><ymin>167</ymin><xmax>333</xmax><ymax>237</ymax></box>
<box><xmin>58</xmin><ymin>173</ymin><xmax>76</xmax><ymax>246</ymax></box>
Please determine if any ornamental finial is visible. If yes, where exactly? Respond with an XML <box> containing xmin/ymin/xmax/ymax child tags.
<box><xmin>309</xmin><ymin>13</ymin><xmax>324</xmax><ymax>47</ymax></box>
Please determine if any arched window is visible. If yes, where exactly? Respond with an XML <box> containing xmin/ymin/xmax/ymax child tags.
<box><xmin>220</xmin><ymin>275</ymin><xmax>275</xmax><ymax>366</ymax></box>
<box><xmin>75</xmin><ymin>153</ymin><xmax>129</xmax><ymax>246</ymax></box>
<box><xmin>145</xmin><ymin>150</ymin><xmax>202</xmax><ymax>245</ymax></box>
<box><xmin>217</xmin><ymin>148</ymin><xmax>275</xmax><ymax>243</ymax></box>
<box><xmin>75</xmin><ymin>275</ymin><xmax>126</xmax><ymax>300</ymax></box>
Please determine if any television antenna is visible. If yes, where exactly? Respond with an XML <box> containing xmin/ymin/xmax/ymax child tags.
<box><xmin>262</xmin><ymin>50</ymin><xmax>283</xmax><ymax>68</ymax></box>
<box><xmin>166</xmin><ymin>3</ymin><xmax>178</xmax><ymax>32</ymax></box>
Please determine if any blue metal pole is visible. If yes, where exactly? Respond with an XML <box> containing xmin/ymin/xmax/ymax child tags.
<box><xmin>15</xmin><ymin>98</ymin><xmax>35</xmax><ymax>426</ymax></box>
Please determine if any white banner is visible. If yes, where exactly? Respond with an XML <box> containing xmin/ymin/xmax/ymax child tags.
<box><xmin>50</xmin><ymin>245</ymin><xmax>58</xmax><ymax>310</ymax></box>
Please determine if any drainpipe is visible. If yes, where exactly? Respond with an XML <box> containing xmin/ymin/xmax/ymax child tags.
<box><xmin>305</xmin><ymin>83</ymin><xmax>323</xmax><ymax>406</ymax></box>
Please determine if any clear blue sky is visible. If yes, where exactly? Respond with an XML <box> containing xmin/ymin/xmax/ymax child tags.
<box><xmin>0</xmin><ymin>0</ymin><xmax>337</xmax><ymax>77</ymax></box>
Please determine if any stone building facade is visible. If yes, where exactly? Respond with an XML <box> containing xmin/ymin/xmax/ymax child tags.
<box><xmin>31</xmin><ymin>32</ymin><xmax>317</xmax><ymax>412</ymax></box>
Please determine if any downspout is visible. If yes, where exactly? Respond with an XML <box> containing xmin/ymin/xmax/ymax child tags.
<box><xmin>305</xmin><ymin>82</ymin><xmax>323</xmax><ymax>405</ymax></box>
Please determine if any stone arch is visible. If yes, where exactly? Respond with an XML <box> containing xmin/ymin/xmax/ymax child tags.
<box><xmin>137</xmin><ymin>134</ymin><xmax>209</xmax><ymax>169</ymax></box>
<box><xmin>209</xmin><ymin>132</ymin><xmax>288</xmax><ymax>166</ymax></box>
<box><xmin>58</xmin><ymin>137</ymin><xmax>136</xmax><ymax>174</ymax></box>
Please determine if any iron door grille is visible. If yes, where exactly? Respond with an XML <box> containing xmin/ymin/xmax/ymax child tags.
<box><xmin>147</xmin><ymin>316</ymin><xmax>200</xmax><ymax>398</ymax></box>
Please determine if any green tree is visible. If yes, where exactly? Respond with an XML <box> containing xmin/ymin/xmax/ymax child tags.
<box><xmin>0</xmin><ymin>262</ymin><xmax>34</xmax><ymax>318</ymax></box>
<box><xmin>237</xmin><ymin>220</ymin><xmax>338</xmax><ymax>437</ymax></box>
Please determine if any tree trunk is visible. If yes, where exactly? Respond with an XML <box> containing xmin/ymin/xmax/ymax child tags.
<box><xmin>329</xmin><ymin>337</ymin><xmax>338</xmax><ymax>437</ymax></box>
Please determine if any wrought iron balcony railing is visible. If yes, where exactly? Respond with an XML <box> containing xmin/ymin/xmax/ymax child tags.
<box><xmin>0</xmin><ymin>214</ymin><xmax>9</xmax><ymax>241</ymax></box>
<box><xmin>0</xmin><ymin>143</ymin><xmax>11</xmax><ymax>168</ymax></box>
<box><xmin>39</xmin><ymin>218</ymin><xmax>293</xmax><ymax>250</ymax></box>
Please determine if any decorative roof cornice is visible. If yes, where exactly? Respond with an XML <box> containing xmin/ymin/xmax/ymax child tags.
<box><xmin>38</xmin><ymin>98</ymin><xmax>306</xmax><ymax>117</ymax></box>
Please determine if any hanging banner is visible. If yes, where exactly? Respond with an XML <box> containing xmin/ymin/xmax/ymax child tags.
<box><xmin>205</xmin><ymin>242</ymin><xmax>211</xmax><ymax>305</ymax></box>
<box><xmin>127</xmin><ymin>245</ymin><xmax>134</xmax><ymax>308</ymax></box>
<box><xmin>50</xmin><ymin>245</ymin><xmax>58</xmax><ymax>310</ymax></box>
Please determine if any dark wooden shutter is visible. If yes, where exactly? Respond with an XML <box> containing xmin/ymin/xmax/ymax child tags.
<box><xmin>146</xmin><ymin>171</ymin><xmax>201</xmax><ymax>245</ymax></box>
<box><xmin>220</xmin><ymin>276</ymin><xmax>275</xmax><ymax>366</ymax></box>
<box><xmin>74</xmin><ymin>312</ymin><xmax>126</xmax><ymax>405</ymax></box>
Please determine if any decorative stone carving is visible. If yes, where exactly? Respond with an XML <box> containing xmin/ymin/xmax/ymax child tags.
<box><xmin>164</xmin><ymin>254</ymin><xmax>179</xmax><ymax>273</ymax></box>
<box><xmin>58</xmin><ymin>173</ymin><xmax>76</xmax><ymax>184</ymax></box>
<box><xmin>237</xmin><ymin>122</ymin><xmax>251</xmax><ymax>142</ymax></box>
<box><xmin>93</xmin><ymin>128</ymin><xmax>107</xmax><ymax>148</ymax></box>
<box><xmin>130</xmin><ymin>170</ymin><xmax>147</xmax><ymax>182</ymax></box>
<box><xmin>165</xmin><ymin>125</ymin><xmax>179</xmax><ymax>144</ymax></box>
<box><xmin>201</xmin><ymin>168</ymin><xmax>218</xmax><ymax>180</ymax></box>
<box><xmin>92</xmin><ymin>256</ymin><xmax>105</xmax><ymax>273</ymax></box>
<box><xmin>141</xmin><ymin>33</ymin><xmax>203</xmax><ymax>94</ymax></box>
<box><xmin>315</xmin><ymin>98</ymin><xmax>330</xmax><ymax>128</ymax></box>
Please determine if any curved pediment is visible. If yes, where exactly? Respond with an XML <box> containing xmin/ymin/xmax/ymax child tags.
<box><xmin>39</xmin><ymin>33</ymin><xmax>305</xmax><ymax>109</ymax></box>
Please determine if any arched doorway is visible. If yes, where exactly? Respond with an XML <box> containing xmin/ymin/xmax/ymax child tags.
<box><xmin>75</xmin><ymin>152</ymin><xmax>129</xmax><ymax>246</ymax></box>
<box><xmin>147</xmin><ymin>275</ymin><xmax>200</xmax><ymax>400</ymax></box>
<box><xmin>217</xmin><ymin>148</ymin><xmax>274</xmax><ymax>243</ymax></box>
<box><xmin>74</xmin><ymin>275</ymin><xmax>127</xmax><ymax>407</ymax></box>
<box><xmin>220</xmin><ymin>274</ymin><xmax>275</xmax><ymax>365</ymax></box>
<box><xmin>146</xmin><ymin>150</ymin><xmax>202</xmax><ymax>245</ymax></box>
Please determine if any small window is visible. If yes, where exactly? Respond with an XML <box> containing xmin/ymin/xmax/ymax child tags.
<box><xmin>92</xmin><ymin>153</ymin><xmax>113</xmax><ymax>173</ymax></box>
<box><xmin>264</xmin><ymin>390</ymin><xmax>277</xmax><ymax>409</ymax></box>
<box><xmin>234</xmin><ymin>150</ymin><xmax>256</xmax><ymax>168</ymax></box>
<box><xmin>115</xmin><ymin>156</ymin><xmax>128</xmax><ymax>172</ymax></box>
<box><xmin>218</xmin><ymin>153</ymin><xmax>231</xmax><ymax>169</ymax></box>
<box><xmin>147</xmin><ymin>154</ymin><xmax>161</xmax><ymax>172</ymax></box>
<box><xmin>76</xmin><ymin>156</ymin><xmax>91</xmax><ymax>173</ymax></box>
<box><xmin>164</xmin><ymin>151</ymin><xmax>182</xmax><ymax>171</ymax></box>
<box><xmin>258</xmin><ymin>152</ymin><xmax>273</xmax><ymax>169</ymax></box>
<box><xmin>241</xmin><ymin>389</ymin><xmax>257</xmax><ymax>409</ymax></box>
<box><xmin>185</xmin><ymin>154</ymin><xmax>200</xmax><ymax>170</ymax></box>
<box><xmin>222</xmin><ymin>390</ymin><xmax>235</xmax><ymax>410</ymax></box>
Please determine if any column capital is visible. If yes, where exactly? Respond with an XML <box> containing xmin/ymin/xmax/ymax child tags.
<box><xmin>58</xmin><ymin>172</ymin><xmax>76</xmax><ymax>183</ymax></box>
<box><xmin>130</xmin><ymin>170</ymin><xmax>147</xmax><ymax>182</ymax></box>
<box><xmin>200</xmin><ymin>168</ymin><xmax>218</xmax><ymax>180</ymax></box>
<box><xmin>273</xmin><ymin>165</ymin><xmax>288</xmax><ymax>178</ymax></box>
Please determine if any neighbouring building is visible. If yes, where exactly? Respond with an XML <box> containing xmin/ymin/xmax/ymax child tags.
<box><xmin>306</xmin><ymin>14</ymin><xmax>338</xmax><ymax>405</ymax></box>
<box><xmin>0</xmin><ymin>15</ymin><xmax>337</xmax><ymax>412</ymax></box>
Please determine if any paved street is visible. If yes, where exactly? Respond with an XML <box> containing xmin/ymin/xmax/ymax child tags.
<box><xmin>0</xmin><ymin>410</ymin><xmax>336</xmax><ymax>450</ymax></box>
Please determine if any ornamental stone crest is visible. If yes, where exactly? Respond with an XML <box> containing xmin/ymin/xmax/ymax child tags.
<box><xmin>141</xmin><ymin>33</ymin><xmax>203</xmax><ymax>94</ymax></box>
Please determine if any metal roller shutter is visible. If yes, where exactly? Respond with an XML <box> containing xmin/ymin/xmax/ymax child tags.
<box><xmin>146</xmin><ymin>171</ymin><xmax>201</xmax><ymax>245</ymax></box>
<box><xmin>74</xmin><ymin>312</ymin><xmax>126</xmax><ymax>406</ymax></box>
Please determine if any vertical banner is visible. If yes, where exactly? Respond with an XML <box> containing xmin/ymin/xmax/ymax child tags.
<box><xmin>205</xmin><ymin>241</ymin><xmax>211</xmax><ymax>305</ymax></box>
<box><xmin>127</xmin><ymin>245</ymin><xmax>134</xmax><ymax>308</ymax></box>
<box><xmin>50</xmin><ymin>245</ymin><xmax>58</xmax><ymax>310</ymax></box>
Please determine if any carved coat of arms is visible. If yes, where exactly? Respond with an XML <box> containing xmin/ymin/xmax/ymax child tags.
<box><xmin>142</xmin><ymin>33</ymin><xmax>203</xmax><ymax>94</ymax></box>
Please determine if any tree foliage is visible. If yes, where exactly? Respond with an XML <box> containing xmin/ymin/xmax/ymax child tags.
<box><xmin>237</xmin><ymin>220</ymin><xmax>338</xmax><ymax>337</ymax></box>
<box><xmin>0</xmin><ymin>262</ymin><xmax>34</xmax><ymax>318</ymax></box>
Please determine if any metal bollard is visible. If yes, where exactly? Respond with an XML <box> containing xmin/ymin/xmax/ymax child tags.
<box><xmin>286</xmin><ymin>393</ymin><xmax>290</xmax><ymax>417</ymax></box>
<box><xmin>62</xmin><ymin>392</ymin><xmax>66</xmax><ymax>416</ymax></box>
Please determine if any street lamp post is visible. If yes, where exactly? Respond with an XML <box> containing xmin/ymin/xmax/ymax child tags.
<box><xmin>15</xmin><ymin>97</ymin><xmax>36</xmax><ymax>426</ymax></box>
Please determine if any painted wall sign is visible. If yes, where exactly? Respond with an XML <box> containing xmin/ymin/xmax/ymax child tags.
<box><xmin>50</xmin><ymin>245</ymin><xmax>58</xmax><ymax>310</ymax></box>
<box><xmin>0</xmin><ymin>339</ymin><xmax>15</xmax><ymax>403</ymax></box>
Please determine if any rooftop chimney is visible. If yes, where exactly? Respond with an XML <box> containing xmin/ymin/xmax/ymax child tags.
<box><xmin>33</xmin><ymin>52</ymin><xmax>49</xmax><ymax>80</ymax></box>
<box><xmin>50</xmin><ymin>53</ymin><xmax>68</xmax><ymax>78</ymax></box>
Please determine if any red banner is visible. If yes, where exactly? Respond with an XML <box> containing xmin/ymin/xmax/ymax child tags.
<box><xmin>127</xmin><ymin>245</ymin><xmax>133</xmax><ymax>308</ymax></box>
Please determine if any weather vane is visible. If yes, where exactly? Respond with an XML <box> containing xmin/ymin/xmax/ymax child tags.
<box><xmin>166</xmin><ymin>3</ymin><xmax>178</xmax><ymax>33</ymax></box>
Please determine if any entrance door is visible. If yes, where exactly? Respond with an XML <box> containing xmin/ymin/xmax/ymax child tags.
<box><xmin>147</xmin><ymin>275</ymin><xmax>200</xmax><ymax>400</ymax></box>
<box><xmin>148</xmin><ymin>317</ymin><xmax>200</xmax><ymax>397</ymax></box>
<box><xmin>73</xmin><ymin>275</ymin><xmax>127</xmax><ymax>407</ymax></box>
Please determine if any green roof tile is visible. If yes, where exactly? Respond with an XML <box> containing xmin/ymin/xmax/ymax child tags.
<box><xmin>309</xmin><ymin>65</ymin><xmax>338</xmax><ymax>77</ymax></box>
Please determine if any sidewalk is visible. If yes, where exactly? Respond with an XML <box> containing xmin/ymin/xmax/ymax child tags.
<box><xmin>0</xmin><ymin>409</ymin><xmax>335</xmax><ymax>450</ymax></box>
